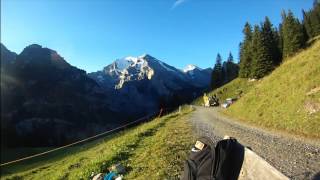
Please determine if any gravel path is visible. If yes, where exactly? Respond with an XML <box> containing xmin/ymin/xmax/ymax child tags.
<box><xmin>188</xmin><ymin>106</ymin><xmax>320</xmax><ymax>180</ymax></box>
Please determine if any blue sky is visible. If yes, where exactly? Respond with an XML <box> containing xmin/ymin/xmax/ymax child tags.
<box><xmin>1</xmin><ymin>0</ymin><xmax>313</xmax><ymax>72</ymax></box>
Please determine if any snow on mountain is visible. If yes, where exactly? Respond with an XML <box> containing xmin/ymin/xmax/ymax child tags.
<box><xmin>1</xmin><ymin>43</ymin><xmax>213</xmax><ymax>148</ymax></box>
<box><xmin>114</xmin><ymin>57</ymin><xmax>134</xmax><ymax>70</ymax></box>
<box><xmin>89</xmin><ymin>54</ymin><xmax>213</xmax><ymax>90</ymax></box>
<box><xmin>113</xmin><ymin>55</ymin><xmax>147</xmax><ymax>71</ymax></box>
<box><xmin>103</xmin><ymin>54</ymin><xmax>156</xmax><ymax>88</ymax></box>
<box><xmin>183</xmin><ymin>64</ymin><xmax>201</xmax><ymax>72</ymax></box>
<box><xmin>88</xmin><ymin>54</ymin><xmax>210</xmax><ymax>116</ymax></box>
<box><xmin>91</xmin><ymin>54</ymin><xmax>188</xmax><ymax>89</ymax></box>
<box><xmin>181</xmin><ymin>64</ymin><xmax>211</xmax><ymax>88</ymax></box>
<box><xmin>158</xmin><ymin>60</ymin><xmax>177</xmax><ymax>72</ymax></box>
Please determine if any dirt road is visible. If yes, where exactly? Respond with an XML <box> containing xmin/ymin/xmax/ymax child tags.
<box><xmin>188</xmin><ymin>106</ymin><xmax>320</xmax><ymax>180</ymax></box>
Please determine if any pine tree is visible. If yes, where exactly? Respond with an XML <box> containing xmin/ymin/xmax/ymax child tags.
<box><xmin>210</xmin><ymin>53</ymin><xmax>223</xmax><ymax>90</ymax></box>
<box><xmin>302</xmin><ymin>1</ymin><xmax>320</xmax><ymax>40</ymax></box>
<box><xmin>309</xmin><ymin>1</ymin><xmax>320</xmax><ymax>37</ymax></box>
<box><xmin>251</xmin><ymin>25</ymin><xmax>274</xmax><ymax>78</ymax></box>
<box><xmin>301</xmin><ymin>24</ymin><xmax>309</xmax><ymax>44</ymax></box>
<box><xmin>215</xmin><ymin>53</ymin><xmax>222</xmax><ymax>69</ymax></box>
<box><xmin>302</xmin><ymin>10</ymin><xmax>314</xmax><ymax>38</ymax></box>
<box><xmin>224</xmin><ymin>52</ymin><xmax>239</xmax><ymax>83</ymax></box>
<box><xmin>239</xmin><ymin>22</ymin><xmax>253</xmax><ymax>78</ymax></box>
<box><xmin>273</xmin><ymin>28</ymin><xmax>283</xmax><ymax>64</ymax></box>
<box><xmin>278</xmin><ymin>23</ymin><xmax>284</xmax><ymax>59</ymax></box>
<box><xmin>238</xmin><ymin>42</ymin><xmax>243</xmax><ymax>61</ymax></box>
<box><xmin>281</xmin><ymin>10</ymin><xmax>306</xmax><ymax>58</ymax></box>
<box><xmin>261</xmin><ymin>17</ymin><xmax>281</xmax><ymax>66</ymax></box>
<box><xmin>227</xmin><ymin>52</ymin><xmax>234</xmax><ymax>62</ymax></box>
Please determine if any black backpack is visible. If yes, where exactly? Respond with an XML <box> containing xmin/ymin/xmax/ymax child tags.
<box><xmin>181</xmin><ymin>137</ymin><xmax>244</xmax><ymax>180</ymax></box>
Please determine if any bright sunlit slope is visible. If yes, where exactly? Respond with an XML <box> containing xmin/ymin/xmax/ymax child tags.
<box><xmin>1</xmin><ymin>107</ymin><xmax>195</xmax><ymax>180</ymax></box>
<box><xmin>193</xmin><ymin>78</ymin><xmax>258</xmax><ymax>106</ymax></box>
<box><xmin>226</xmin><ymin>40</ymin><xmax>320</xmax><ymax>138</ymax></box>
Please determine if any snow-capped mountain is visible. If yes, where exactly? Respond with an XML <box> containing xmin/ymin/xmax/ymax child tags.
<box><xmin>183</xmin><ymin>64</ymin><xmax>212</xmax><ymax>87</ymax></box>
<box><xmin>1</xmin><ymin>43</ymin><xmax>212</xmax><ymax>147</ymax></box>
<box><xmin>90</xmin><ymin>54</ymin><xmax>194</xmax><ymax>90</ymax></box>
<box><xmin>94</xmin><ymin>54</ymin><xmax>155</xmax><ymax>89</ymax></box>
<box><xmin>183</xmin><ymin>64</ymin><xmax>201</xmax><ymax>73</ymax></box>
<box><xmin>89</xmin><ymin>54</ymin><xmax>211</xmax><ymax>115</ymax></box>
<box><xmin>90</xmin><ymin>55</ymin><xmax>211</xmax><ymax>90</ymax></box>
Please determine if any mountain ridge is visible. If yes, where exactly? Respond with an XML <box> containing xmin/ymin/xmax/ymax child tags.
<box><xmin>1</xmin><ymin>43</ymin><xmax>211</xmax><ymax>147</ymax></box>
<box><xmin>89</xmin><ymin>54</ymin><xmax>211</xmax><ymax>89</ymax></box>
<box><xmin>88</xmin><ymin>53</ymin><xmax>211</xmax><ymax>117</ymax></box>
<box><xmin>1</xmin><ymin>43</ymin><xmax>125</xmax><ymax>147</ymax></box>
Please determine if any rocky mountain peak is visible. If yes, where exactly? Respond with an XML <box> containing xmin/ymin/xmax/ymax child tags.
<box><xmin>183</xmin><ymin>64</ymin><xmax>201</xmax><ymax>72</ymax></box>
<box><xmin>18</xmin><ymin>44</ymin><xmax>70</xmax><ymax>69</ymax></box>
<box><xmin>1</xmin><ymin>43</ymin><xmax>17</xmax><ymax>64</ymax></box>
<box><xmin>26</xmin><ymin>44</ymin><xmax>42</xmax><ymax>49</ymax></box>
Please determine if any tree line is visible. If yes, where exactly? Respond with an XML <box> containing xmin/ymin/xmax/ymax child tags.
<box><xmin>210</xmin><ymin>52</ymin><xmax>239</xmax><ymax>90</ymax></box>
<box><xmin>210</xmin><ymin>1</ymin><xmax>319</xmax><ymax>90</ymax></box>
<box><xmin>239</xmin><ymin>1</ymin><xmax>320</xmax><ymax>79</ymax></box>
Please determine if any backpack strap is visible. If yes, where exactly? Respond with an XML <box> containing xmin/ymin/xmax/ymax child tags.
<box><xmin>197</xmin><ymin>136</ymin><xmax>215</xmax><ymax>150</ymax></box>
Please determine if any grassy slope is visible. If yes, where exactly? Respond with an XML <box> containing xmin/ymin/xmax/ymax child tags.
<box><xmin>226</xmin><ymin>40</ymin><xmax>320</xmax><ymax>138</ymax></box>
<box><xmin>1</xmin><ymin>147</ymin><xmax>53</xmax><ymax>164</ymax></box>
<box><xmin>193</xmin><ymin>78</ymin><xmax>258</xmax><ymax>105</ymax></box>
<box><xmin>1</xmin><ymin>107</ymin><xmax>195</xmax><ymax>180</ymax></box>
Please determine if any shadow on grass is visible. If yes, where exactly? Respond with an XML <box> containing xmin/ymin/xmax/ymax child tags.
<box><xmin>96</xmin><ymin>120</ymin><xmax>167</xmax><ymax>176</ymax></box>
<box><xmin>2</xmin><ymin>114</ymin><xmax>183</xmax><ymax>179</ymax></box>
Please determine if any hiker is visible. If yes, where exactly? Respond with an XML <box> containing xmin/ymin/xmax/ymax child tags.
<box><xmin>203</xmin><ymin>93</ymin><xmax>210</xmax><ymax>107</ymax></box>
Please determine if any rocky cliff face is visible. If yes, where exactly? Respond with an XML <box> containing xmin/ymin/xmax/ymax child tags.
<box><xmin>1</xmin><ymin>44</ymin><xmax>125</xmax><ymax>147</ymax></box>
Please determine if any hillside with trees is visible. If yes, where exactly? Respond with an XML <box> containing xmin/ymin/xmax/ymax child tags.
<box><xmin>209</xmin><ymin>2</ymin><xmax>320</xmax><ymax>91</ymax></box>
<box><xmin>206</xmin><ymin>1</ymin><xmax>320</xmax><ymax>137</ymax></box>
<box><xmin>238</xmin><ymin>1</ymin><xmax>320</xmax><ymax>80</ymax></box>
<box><xmin>227</xmin><ymin>39</ymin><xmax>320</xmax><ymax>138</ymax></box>
<box><xmin>210</xmin><ymin>53</ymin><xmax>239</xmax><ymax>90</ymax></box>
